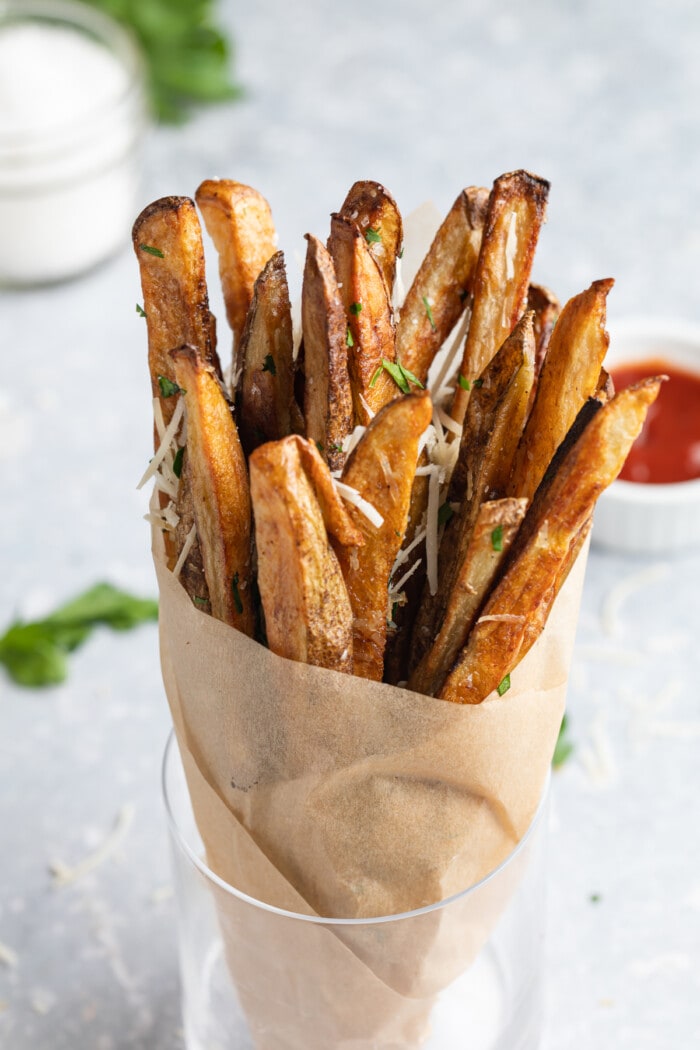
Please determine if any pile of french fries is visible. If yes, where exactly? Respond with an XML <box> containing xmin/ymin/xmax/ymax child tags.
<box><xmin>134</xmin><ymin>171</ymin><xmax>661</xmax><ymax>704</ymax></box>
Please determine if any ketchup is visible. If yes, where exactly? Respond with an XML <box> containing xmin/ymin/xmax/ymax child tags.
<box><xmin>610</xmin><ymin>359</ymin><xmax>700</xmax><ymax>483</ymax></box>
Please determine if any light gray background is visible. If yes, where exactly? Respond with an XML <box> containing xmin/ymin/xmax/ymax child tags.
<box><xmin>1</xmin><ymin>1</ymin><xmax>699</xmax><ymax>1047</ymax></box>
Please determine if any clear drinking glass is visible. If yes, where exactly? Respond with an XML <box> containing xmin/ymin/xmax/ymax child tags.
<box><xmin>162</xmin><ymin>730</ymin><xmax>550</xmax><ymax>1050</ymax></box>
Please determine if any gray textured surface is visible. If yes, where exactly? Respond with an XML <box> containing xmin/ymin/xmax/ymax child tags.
<box><xmin>1</xmin><ymin>0</ymin><xmax>699</xmax><ymax>1046</ymax></box>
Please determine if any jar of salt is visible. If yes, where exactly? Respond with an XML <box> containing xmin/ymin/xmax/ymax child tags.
<box><xmin>0</xmin><ymin>0</ymin><xmax>147</xmax><ymax>286</ymax></box>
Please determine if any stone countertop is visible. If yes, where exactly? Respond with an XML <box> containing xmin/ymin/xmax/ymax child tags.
<box><xmin>1</xmin><ymin>1</ymin><xmax>699</xmax><ymax>1046</ymax></box>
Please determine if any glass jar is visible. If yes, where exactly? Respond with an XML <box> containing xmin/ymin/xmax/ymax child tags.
<box><xmin>0</xmin><ymin>0</ymin><xmax>147</xmax><ymax>286</ymax></box>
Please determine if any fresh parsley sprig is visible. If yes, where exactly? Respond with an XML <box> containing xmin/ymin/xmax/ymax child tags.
<box><xmin>369</xmin><ymin>359</ymin><xmax>424</xmax><ymax>396</ymax></box>
<box><xmin>0</xmin><ymin>584</ymin><xmax>158</xmax><ymax>688</ymax></box>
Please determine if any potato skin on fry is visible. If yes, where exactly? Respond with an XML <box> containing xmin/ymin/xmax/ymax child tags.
<box><xmin>302</xmin><ymin>234</ymin><xmax>354</xmax><ymax>472</ymax></box>
<box><xmin>396</xmin><ymin>186</ymin><xmax>488</xmax><ymax>385</ymax></box>
<box><xmin>335</xmin><ymin>392</ymin><xmax>433</xmax><ymax>682</ymax></box>
<box><xmin>339</xmin><ymin>180</ymin><xmax>404</xmax><ymax>295</ymax></box>
<box><xmin>170</xmin><ymin>345</ymin><xmax>254</xmax><ymax>636</ymax></box>
<box><xmin>250</xmin><ymin>438</ymin><xmax>355</xmax><ymax>672</ymax></box>
<box><xmin>439</xmin><ymin>377</ymin><xmax>663</xmax><ymax>704</ymax></box>
<box><xmin>195</xmin><ymin>179</ymin><xmax>277</xmax><ymax>376</ymax></box>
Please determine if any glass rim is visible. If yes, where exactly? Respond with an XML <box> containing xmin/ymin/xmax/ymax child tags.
<box><xmin>162</xmin><ymin>728</ymin><xmax>551</xmax><ymax>928</ymax></box>
<box><xmin>0</xmin><ymin>0</ymin><xmax>146</xmax><ymax>151</ymax></box>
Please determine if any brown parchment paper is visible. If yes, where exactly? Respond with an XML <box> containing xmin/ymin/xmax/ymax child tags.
<box><xmin>154</xmin><ymin>518</ymin><xmax>588</xmax><ymax>1047</ymax></box>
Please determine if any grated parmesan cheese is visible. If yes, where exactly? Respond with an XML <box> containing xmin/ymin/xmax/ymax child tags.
<box><xmin>389</xmin><ymin>557</ymin><xmax>423</xmax><ymax>597</ymax></box>
<box><xmin>504</xmin><ymin>212</ymin><xmax>518</xmax><ymax>281</ymax></box>
<box><xmin>332</xmin><ymin>480</ymin><xmax>384</xmax><ymax>528</ymax></box>
<box><xmin>172</xmin><ymin>525</ymin><xmax>197</xmax><ymax>578</ymax></box>
<box><xmin>136</xmin><ymin>397</ymin><xmax>185</xmax><ymax>490</ymax></box>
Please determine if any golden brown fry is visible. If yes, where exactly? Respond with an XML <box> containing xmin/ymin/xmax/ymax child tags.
<box><xmin>396</xmin><ymin>187</ymin><xmax>488</xmax><ymax>385</ymax></box>
<box><xmin>339</xmin><ymin>180</ymin><xmax>404</xmax><ymax>295</ymax></box>
<box><xmin>250</xmin><ymin>438</ymin><xmax>355</xmax><ymax>672</ymax></box>
<box><xmin>133</xmin><ymin>195</ymin><xmax>218</xmax><ymax>426</ymax></box>
<box><xmin>527</xmin><ymin>283</ymin><xmax>560</xmax><ymax>381</ymax></box>
<box><xmin>170</xmin><ymin>345</ymin><xmax>254</xmax><ymax>635</ymax></box>
<box><xmin>439</xmin><ymin>378</ymin><xmax>663</xmax><ymax>704</ymax></box>
<box><xmin>195</xmin><ymin>179</ymin><xmax>277</xmax><ymax>376</ymax></box>
<box><xmin>301</xmin><ymin>234</ymin><xmax>354</xmax><ymax>472</ymax></box>
<box><xmin>335</xmin><ymin>392</ymin><xmax>433</xmax><ymax>681</ymax></box>
<box><xmin>327</xmin><ymin>213</ymin><xmax>397</xmax><ymax>424</ymax></box>
<box><xmin>408</xmin><ymin>497</ymin><xmax>527</xmax><ymax>697</ymax></box>
<box><xmin>450</xmin><ymin>170</ymin><xmax>549</xmax><ymax>425</ymax></box>
<box><xmin>237</xmin><ymin>250</ymin><xmax>296</xmax><ymax>456</ymax></box>
<box><xmin>285</xmin><ymin>435</ymin><xmax>364</xmax><ymax>548</ymax></box>
<box><xmin>509</xmin><ymin>278</ymin><xmax>614</xmax><ymax>502</ymax></box>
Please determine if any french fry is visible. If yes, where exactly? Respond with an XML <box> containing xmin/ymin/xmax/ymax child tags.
<box><xmin>334</xmin><ymin>392</ymin><xmax>433</xmax><ymax>681</ymax></box>
<box><xmin>170</xmin><ymin>345</ymin><xmax>254</xmax><ymax>635</ymax></box>
<box><xmin>195</xmin><ymin>179</ymin><xmax>277</xmax><ymax>378</ymax></box>
<box><xmin>527</xmin><ymin>283</ymin><xmax>560</xmax><ymax>381</ymax></box>
<box><xmin>339</xmin><ymin>180</ymin><xmax>403</xmax><ymax>296</ymax></box>
<box><xmin>284</xmin><ymin>436</ymin><xmax>365</xmax><ymax>548</ymax></box>
<box><xmin>237</xmin><ymin>250</ymin><xmax>297</xmax><ymax>456</ymax></box>
<box><xmin>250</xmin><ymin>437</ymin><xmax>356</xmax><ymax>672</ymax></box>
<box><xmin>509</xmin><ymin>279</ymin><xmax>614</xmax><ymax>501</ymax></box>
<box><xmin>439</xmin><ymin>378</ymin><xmax>663</xmax><ymax>704</ymax></box>
<box><xmin>450</xmin><ymin>170</ymin><xmax>549</xmax><ymax>426</ymax></box>
<box><xmin>301</xmin><ymin>234</ymin><xmax>354</xmax><ymax>472</ymax></box>
<box><xmin>408</xmin><ymin>497</ymin><xmax>527</xmax><ymax>697</ymax></box>
<box><xmin>396</xmin><ymin>187</ymin><xmax>488</xmax><ymax>385</ymax></box>
<box><xmin>327</xmin><ymin>213</ymin><xmax>397</xmax><ymax>424</ymax></box>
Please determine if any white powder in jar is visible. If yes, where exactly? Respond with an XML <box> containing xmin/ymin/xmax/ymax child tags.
<box><xmin>0</xmin><ymin>6</ymin><xmax>146</xmax><ymax>286</ymax></box>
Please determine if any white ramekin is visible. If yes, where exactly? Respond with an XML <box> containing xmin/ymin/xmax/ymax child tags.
<box><xmin>592</xmin><ymin>318</ymin><xmax>700</xmax><ymax>555</ymax></box>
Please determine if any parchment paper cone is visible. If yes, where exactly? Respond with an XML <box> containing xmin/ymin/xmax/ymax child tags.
<box><xmin>155</xmin><ymin>520</ymin><xmax>588</xmax><ymax>1047</ymax></box>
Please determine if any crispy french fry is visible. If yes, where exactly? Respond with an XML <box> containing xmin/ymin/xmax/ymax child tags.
<box><xmin>509</xmin><ymin>279</ymin><xmax>614</xmax><ymax>502</ymax></box>
<box><xmin>133</xmin><ymin>196</ymin><xmax>219</xmax><ymax>426</ymax></box>
<box><xmin>284</xmin><ymin>436</ymin><xmax>364</xmax><ymax>548</ymax></box>
<box><xmin>334</xmin><ymin>392</ymin><xmax>433</xmax><ymax>681</ymax></box>
<box><xmin>411</xmin><ymin>313</ymin><xmax>535</xmax><ymax>669</ymax></box>
<box><xmin>396</xmin><ymin>187</ymin><xmax>488</xmax><ymax>385</ymax></box>
<box><xmin>450</xmin><ymin>170</ymin><xmax>549</xmax><ymax>426</ymax></box>
<box><xmin>237</xmin><ymin>250</ymin><xmax>296</xmax><ymax>456</ymax></box>
<box><xmin>301</xmin><ymin>234</ymin><xmax>354</xmax><ymax>472</ymax></box>
<box><xmin>250</xmin><ymin>438</ymin><xmax>355</xmax><ymax>672</ymax></box>
<box><xmin>327</xmin><ymin>213</ymin><xmax>397</xmax><ymax>424</ymax></box>
<box><xmin>170</xmin><ymin>345</ymin><xmax>254</xmax><ymax>635</ymax></box>
<box><xmin>439</xmin><ymin>378</ymin><xmax>663</xmax><ymax>704</ymax></box>
<box><xmin>339</xmin><ymin>180</ymin><xmax>403</xmax><ymax>295</ymax></box>
<box><xmin>195</xmin><ymin>179</ymin><xmax>277</xmax><ymax>378</ymax></box>
<box><xmin>408</xmin><ymin>497</ymin><xmax>527</xmax><ymax>697</ymax></box>
<box><xmin>527</xmin><ymin>283</ymin><xmax>560</xmax><ymax>381</ymax></box>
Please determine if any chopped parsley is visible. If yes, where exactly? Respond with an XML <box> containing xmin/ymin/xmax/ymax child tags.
<box><xmin>346</xmin><ymin>326</ymin><xmax>354</xmax><ymax>348</ymax></box>
<box><xmin>136</xmin><ymin>303</ymin><xmax>147</xmax><ymax>318</ymax></box>
<box><xmin>590</xmin><ymin>893</ymin><xmax>601</xmax><ymax>904</ymax></box>
<box><xmin>262</xmin><ymin>354</ymin><xmax>276</xmax><ymax>375</ymax></box>
<box><xmin>422</xmin><ymin>295</ymin><xmax>436</xmax><ymax>331</ymax></box>
<box><xmin>350</xmin><ymin>301</ymin><xmax>362</xmax><ymax>315</ymax></box>
<box><xmin>231</xmin><ymin>573</ymin><xmax>243</xmax><ymax>615</ymax></box>
<box><xmin>158</xmin><ymin>375</ymin><xmax>185</xmax><ymax>398</ymax></box>
<box><xmin>473</xmin><ymin>378</ymin><xmax>484</xmax><ymax>388</ymax></box>
<box><xmin>329</xmin><ymin>441</ymin><xmax>345</xmax><ymax>453</ymax></box>
<box><xmin>369</xmin><ymin>358</ymin><xmax>424</xmax><ymax>396</ymax></box>
<box><xmin>139</xmin><ymin>243</ymin><xmax>164</xmax><ymax>258</ymax></box>
<box><xmin>458</xmin><ymin>374</ymin><xmax>471</xmax><ymax>391</ymax></box>
<box><xmin>438</xmin><ymin>501</ymin><xmax>454</xmax><ymax>526</ymax></box>
<box><xmin>172</xmin><ymin>446</ymin><xmax>185</xmax><ymax>478</ymax></box>
<box><xmin>365</xmin><ymin>227</ymin><xmax>381</xmax><ymax>244</ymax></box>
<box><xmin>497</xmin><ymin>673</ymin><xmax>511</xmax><ymax>697</ymax></box>
<box><xmin>193</xmin><ymin>596</ymin><xmax>209</xmax><ymax>607</ymax></box>
<box><xmin>315</xmin><ymin>441</ymin><xmax>325</xmax><ymax>454</ymax></box>
<box><xmin>398</xmin><ymin>247</ymin><xmax>404</xmax><ymax>259</ymax></box>
<box><xmin>491</xmin><ymin>525</ymin><xmax>504</xmax><ymax>552</ymax></box>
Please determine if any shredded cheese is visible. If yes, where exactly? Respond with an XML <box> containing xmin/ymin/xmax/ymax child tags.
<box><xmin>504</xmin><ymin>212</ymin><xmax>518</xmax><ymax>281</ymax></box>
<box><xmin>333</xmin><ymin>480</ymin><xmax>384</xmax><ymax>528</ymax></box>
<box><xmin>390</xmin><ymin>557</ymin><xmax>423</xmax><ymax>597</ymax></box>
<box><xmin>136</xmin><ymin>397</ymin><xmax>185</xmax><ymax>490</ymax></box>
<box><xmin>172</xmin><ymin>525</ymin><xmax>197</xmax><ymax>578</ymax></box>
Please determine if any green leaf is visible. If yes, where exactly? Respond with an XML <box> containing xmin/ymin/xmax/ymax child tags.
<box><xmin>346</xmin><ymin>326</ymin><xmax>354</xmax><ymax>348</ymax></box>
<box><xmin>158</xmin><ymin>375</ymin><xmax>184</xmax><ymax>398</ymax></box>
<box><xmin>136</xmin><ymin>303</ymin><xmax>147</xmax><ymax>318</ymax></box>
<box><xmin>365</xmin><ymin>228</ymin><xmax>381</xmax><ymax>244</ymax></box>
<box><xmin>370</xmin><ymin>358</ymin><xmax>425</xmax><ymax>396</ymax></box>
<box><xmin>553</xmin><ymin>714</ymin><xmax>574</xmax><ymax>769</ymax></box>
<box><xmin>458</xmin><ymin>374</ymin><xmax>470</xmax><ymax>391</ymax></box>
<box><xmin>422</xmin><ymin>295</ymin><xmax>436</xmax><ymax>331</ymax></box>
<box><xmin>172</xmin><ymin>446</ymin><xmax>185</xmax><ymax>478</ymax></box>
<box><xmin>350</xmin><ymin>302</ymin><xmax>362</xmax><ymax>315</ymax></box>
<box><xmin>437</xmin><ymin>501</ymin><xmax>454</xmax><ymax>526</ymax></box>
<box><xmin>139</xmin><ymin>243</ymin><xmax>164</xmax><ymax>258</ymax></box>
<box><xmin>497</xmin><ymin>673</ymin><xmax>511</xmax><ymax>696</ymax></box>
<box><xmin>491</xmin><ymin>525</ymin><xmax>503</xmax><ymax>552</ymax></box>
<box><xmin>0</xmin><ymin>584</ymin><xmax>158</xmax><ymax>688</ymax></box>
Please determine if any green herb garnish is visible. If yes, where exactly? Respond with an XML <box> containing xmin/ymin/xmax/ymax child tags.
<box><xmin>346</xmin><ymin>326</ymin><xmax>354</xmax><ymax>348</ymax></box>
<box><xmin>139</xmin><ymin>244</ymin><xmax>164</xmax><ymax>258</ymax></box>
<box><xmin>172</xmin><ymin>446</ymin><xmax>185</xmax><ymax>478</ymax></box>
<box><xmin>365</xmin><ymin>227</ymin><xmax>381</xmax><ymax>244</ymax></box>
<box><xmin>136</xmin><ymin>303</ymin><xmax>147</xmax><ymax>318</ymax></box>
<box><xmin>350</xmin><ymin>301</ymin><xmax>362</xmax><ymax>315</ymax></box>
<box><xmin>438</xmin><ymin>501</ymin><xmax>454</xmax><ymax>526</ymax></box>
<box><xmin>193</xmin><ymin>596</ymin><xmax>209</xmax><ymax>608</ymax></box>
<box><xmin>231</xmin><ymin>573</ymin><xmax>243</xmax><ymax>615</ymax></box>
<box><xmin>0</xmin><ymin>584</ymin><xmax>158</xmax><ymax>688</ymax></box>
<box><xmin>552</xmin><ymin>714</ymin><xmax>574</xmax><ymax>769</ymax></box>
<box><xmin>497</xmin><ymin>673</ymin><xmax>511</xmax><ymax>697</ymax></box>
<box><xmin>158</xmin><ymin>375</ymin><xmax>184</xmax><ymax>398</ymax></box>
<box><xmin>329</xmin><ymin>442</ymin><xmax>344</xmax><ymax>453</ymax></box>
<box><xmin>422</xmin><ymin>295</ymin><xmax>436</xmax><ymax>331</ymax></box>
<box><xmin>590</xmin><ymin>893</ymin><xmax>601</xmax><ymax>904</ymax></box>
<box><xmin>458</xmin><ymin>374</ymin><xmax>471</xmax><ymax>391</ymax></box>
<box><xmin>473</xmin><ymin>378</ymin><xmax>484</xmax><ymax>388</ymax></box>
<box><xmin>491</xmin><ymin>525</ymin><xmax>503</xmax><ymax>552</ymax></box>
<box><xmin>85</xmin><ymin>0</ymin><xmax>242</xmax><ymax>125</ymax></box>
<box><xmin>398</xmin><ymin>247</ymin><xmax>404</xmax><ymax>259</ymax></box>
<box><xmin>369</xmin><ymin>358</ymin><xmax>424</xmax><ymax>395</ymax></box>
<box><xmin>316</xmin><ymin>441</ymin><xmax>325</xmax><ymax>454</ymax></box>
<box><xmin>262</xmin><ymin>354</ymin><xmax>276</xmax><ymax>375</ymax></box>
